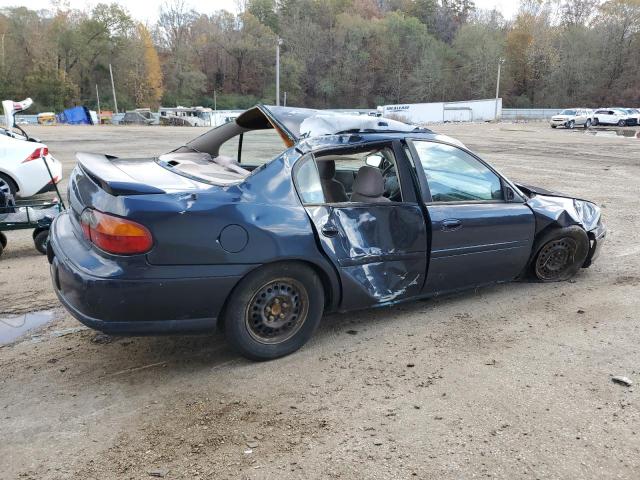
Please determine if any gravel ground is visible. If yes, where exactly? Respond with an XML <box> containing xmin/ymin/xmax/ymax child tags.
<box><xmin>1</xmin><ymin>122</ymin><xmax>639</xmax><ymax>479</ymax></box>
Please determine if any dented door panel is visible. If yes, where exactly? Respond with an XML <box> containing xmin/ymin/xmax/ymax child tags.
<box><xmin>306</xmin><ymin>204</ymin><xmax>427</xmax><ymax>310</ymax></box>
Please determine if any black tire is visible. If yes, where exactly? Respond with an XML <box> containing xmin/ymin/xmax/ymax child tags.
<box><xmin>33</xmin><ymin>229</ymin><xmax>49</xmax><ymax>255</ymax></box>
<box><xmin>0</xmin><ymin>173</ymin><xmax>17</xmax><ymax>198</ymax></box>
<box><xmin>531</xmin><ymin>226</ymin><xmax>590</xmax><ymax>282</ymax></box>
<box><xmin>592</xmin><ymin>118</ymin><xmax>599</xmax><ymax>126</ymax></box>
<box><xmin>618</xmin><ymin>120</ymin><xmax>626</xmax><ymax>127</ymax></box>
<box><xmin>0</xmin><ymin>231</ymin><xmax>6</xmax><ymax>248</ymax></box>
<box><xmin>584</xmin><ymin>119</ymin><xmax>592</xmax><ymax>129</ymax></box>
<box><xmin>567</xmin><ymin>120</ymin><xmax>575</xmax><ymax>129</ymax></box>
<box><xmin>551</xmin><ymin>125</ymin><xmax>557</xmax><ymax>129</ymax></box>
<box><xmin>223</xmin><ymin>262</ymin><xmax>324</xmax><ymax>360</ymax></box>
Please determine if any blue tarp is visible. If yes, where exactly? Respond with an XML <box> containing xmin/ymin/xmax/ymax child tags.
<box><xmin>56</xmin><ymin>106</ymin><xmax>93</xmax><ymax>125</ymax></box>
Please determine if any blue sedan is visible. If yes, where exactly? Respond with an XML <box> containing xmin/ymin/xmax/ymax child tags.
<box><xmin>48</xmin><ymin>106</ymin><xmax>606</xmax><ymax>360</ymax></box>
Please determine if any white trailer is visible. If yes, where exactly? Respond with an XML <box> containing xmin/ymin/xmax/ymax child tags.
<box><xmin>381</xmin><ymin>98</ymin><xmax>502</xmax><ymax>124</ymax></box>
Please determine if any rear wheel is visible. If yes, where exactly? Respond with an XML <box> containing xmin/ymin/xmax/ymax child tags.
<box><xmin>223</xmin><ymin>262</ymin><xmax>324</xmax><ymax>360</ymax></box>
<box><xmin>0</xmin><ymin>232</ymin><xmax>6</xmax><ymax>257</ymax></box>
<box><xmin>33</xmin><ymin>229</ymin><xmax>49</xmax><ymax>255</ymax></box>
<box><xmin>584</xmin><ymin>119</ymin><xmax>592</xmax><ymax>129</ymax></box>
<box><xmin>618</xmin><ymin>120</ymin><xmax>626</xmax><ymax>127</ymax></box>
<box><xmin>531</xmin><ymin>226</ymin><xmax>589</xmax><ymax>282</ymax></box>
<box><xmin>0</xmin><ymin>173</ymin><xmax>17</xmax><ymax>198</ymax></box>
<box><xmin>592</xmin><ymin>118</ymin><xmax>599</xmax><ymax>126</ymax></box>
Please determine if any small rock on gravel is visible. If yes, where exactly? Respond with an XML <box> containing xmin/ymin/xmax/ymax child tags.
<box><xmin>148</xmin><ymin>469</ymin><xmax>169</xmax><ymax>478</ymax></box>
<box><xmin>91</xmin><ymin>333</ymin><xmax>113</xmax><ymax>344</ymax></box>
<box><xmin>612</xmin><ymin>376</ymin><xmax>633</xmax><ymax>387</ymax></box>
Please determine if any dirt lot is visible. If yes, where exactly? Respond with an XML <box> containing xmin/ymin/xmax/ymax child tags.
<box><xmin>1</xmin><ymin>123</ymin><xmax>640</xmax><ymax>479</ymax></box>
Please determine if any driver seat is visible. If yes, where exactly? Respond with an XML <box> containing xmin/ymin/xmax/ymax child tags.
<box><xmin>351</xmin><ymin>166</ymin><xmax>390</xmax><ymax>203</ymax></box>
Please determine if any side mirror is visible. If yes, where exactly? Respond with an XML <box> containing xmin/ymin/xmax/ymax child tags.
<box><xmin>366</xmin><ymin>154</ymin><xmax>383</xmax><ymax>168</ymax></box>
<box><xmin>504</xmin><ymin>185</ymin><xmax>516</xmax><ymax>202</ymax></box>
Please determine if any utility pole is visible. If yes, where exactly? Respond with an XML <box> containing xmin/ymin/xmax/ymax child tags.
<box><xmin>276</xmin><ymin>37</ymin><xmax>283</xmax><ymax>106</ymax></box>
<box><xmin>283</xmin><ymin>91</ymin><xmax>287</xmax><ymax>107</ymax></box>
<box><xmin>96</xmin><ymin>84</ymin><xmax>101</xmax><ymax>119</ymax></box>
<box><xmin>214</xmin><ymin>90</ymin><xmax>217</xmax><ymax>112</ymax></box>
<box><xmin>109</xmin><ymin>63</ymin><xmax>118</xmax><ymax>114</ymax></box>
<box><xmin>494</xmin><ymin>58</ymin><xmax>504</xmax><ymax>121</ymax></box>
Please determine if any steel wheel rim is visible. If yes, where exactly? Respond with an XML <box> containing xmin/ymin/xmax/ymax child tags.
<box><xmin>245</xmin><ymin>277</ymin><xmax>309</xmax><ymax>345</ymax></box>
<box><xmin>535</xmin><ymin>238</ymin><xmax>577</xmax><ymax>281</ymax></box>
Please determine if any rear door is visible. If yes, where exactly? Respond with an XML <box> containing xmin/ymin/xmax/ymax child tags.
<box><xmin>294</xmin><ymin>142</ymin><xmax>428</xmax><ymax>310</ymax></box>
<box><xmin>406</xmin><ymin>139</ymin><xmax>535</xmax><ymax>295</ymax></box>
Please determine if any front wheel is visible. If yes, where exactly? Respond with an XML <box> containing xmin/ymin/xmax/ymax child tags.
<box><xmin>0</xmin><ymin>232</ymin><xmax>5</xmax><ymax>257</ymax></box>
<box><xmin>592</xmin><ymin>118</ymin><xmax>599</xmax><ymax>126</ymax></box>
<box><xmin>618</xmin><ymin>120</ymin><xmax>626</xmax><ymax>127</ymax></box>
<box><xmin>223</xmin><ymin>262</ymin><xmax>324</xmax><ymax>360</ymax></box>
<box><xmin>567</xmin><ymin>120</ymin><xmax>575</xmax><ymax>129</ymax></box>
<box><xmin>531</xmin><ymin>226</ymin><xmax>590</xmax><ymax>282</ymax></box>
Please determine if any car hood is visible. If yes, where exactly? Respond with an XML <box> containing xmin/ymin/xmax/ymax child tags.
<box><xmin>552</xmin><ymin>115</ymin><xmax>571</xmax><ymax>120</ymax></box>
<box><xmin>516</xmin><ymin>183</ymin><xmax>601</xmax><ymax>232</ymax></box>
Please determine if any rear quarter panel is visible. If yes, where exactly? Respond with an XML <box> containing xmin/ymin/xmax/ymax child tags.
<box><xmin>0</xmin><ymin>137</ymin><xmax>49</xmax><ymax>197</ymax></box>
<box><xmin>70</xmin><ymin>149</ymin><xmax>341</xmax><ymax>307</ymax></box>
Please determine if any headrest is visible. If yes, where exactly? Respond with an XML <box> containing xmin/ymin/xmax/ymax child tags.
<box><xmin>352</xmin><ymin>165</ymin><xmax>384</xmax><ymax>197</ymax></box>
<box><xmin>317</xmin><ymin>160</ymin><xmax>336</xmax><ymax>179</ymax></box>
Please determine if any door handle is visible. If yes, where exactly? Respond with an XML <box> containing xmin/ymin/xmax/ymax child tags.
<box><xmin>442</xmin><ymin>219</ymin><xmax>462</xmax><ymax>231</ymax></box>
<box><xmin>321</xmin><ymin>224</ymin><xmax>339</xmax><ymax>237</ymax></box>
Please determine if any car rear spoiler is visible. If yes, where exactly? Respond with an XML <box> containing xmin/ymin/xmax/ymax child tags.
<box><xmin>76</xmin><ymin>152</ymin><xmax>165</xmax><ymax>196</ymax></box>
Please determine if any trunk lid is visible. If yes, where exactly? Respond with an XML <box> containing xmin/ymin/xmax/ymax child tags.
<box><xmin>76</xmin><ymin>152</ymin><xmax>209</xmax><ymax>196</ymax></box>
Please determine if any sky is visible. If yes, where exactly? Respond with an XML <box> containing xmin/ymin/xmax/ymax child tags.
<box><xmin>0</xmin><ymin>0</ymin><xmax>519</xmax><ymax>23</ymax></box>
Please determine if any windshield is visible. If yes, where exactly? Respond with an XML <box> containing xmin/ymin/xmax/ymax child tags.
<box><xmin>560</xmin><ymin>109</ymin><xmax>576</xmax><ymax>115</ymax></box>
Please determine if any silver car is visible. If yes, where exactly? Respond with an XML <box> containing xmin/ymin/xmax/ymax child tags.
<box><xmin>550</xmin><ymin>108</ymin><xmax>593</xmax><ymax>129</ymax></box>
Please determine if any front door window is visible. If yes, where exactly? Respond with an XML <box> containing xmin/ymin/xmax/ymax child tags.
<box><xmin>412</xmin><ymin>141</ymin><xmax>503</xmax><ymax>202</ymax></box>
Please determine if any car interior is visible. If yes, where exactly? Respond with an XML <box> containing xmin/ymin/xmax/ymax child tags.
<box><xmin>310</xmin><ymin>146</ymin><xmax>403</xmax><ymax>204</ymax></box>
<box><xmin>158</xmin><ymin>107</ymin><xmax>291</xmax><ymax>185</ymax></box>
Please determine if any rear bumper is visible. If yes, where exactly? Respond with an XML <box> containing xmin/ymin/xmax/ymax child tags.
<box><xmin>48</xmin><ymin>211</ymin><xmax>252</xmax><ymax>335</ymax></box>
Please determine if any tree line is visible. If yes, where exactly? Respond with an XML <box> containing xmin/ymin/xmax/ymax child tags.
<box><xmin>0</xmin><ymin>0</ymin><xmax>638</xmax><ymax>113</ymax></box>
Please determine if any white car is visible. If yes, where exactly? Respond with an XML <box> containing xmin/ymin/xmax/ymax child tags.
<box><xmin>550</xmin><ymin>108</ymin><xmax>593</xmax><ymax>129</ymax></box>
<box><xmin>593</xmin><ymin>108</ymin><xmax>630</xmax><ymax>127</ymax></box>
<box><xmin>622</xmin><ymin>108</ymin><xmax>640</xmax><ymax>126</ymax></box>
<box><xmin>0</xmin><ymin>98</ymin><xmax>62</xmax><ymax>198</ymax></box>
<box><xmin>0</xmin><ymin>131</ymin><xmax>63</xmax><ymax>198</ymax></box>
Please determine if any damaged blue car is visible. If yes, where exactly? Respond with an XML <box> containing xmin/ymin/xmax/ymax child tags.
<box><xmin>48</xmin><ymin>106</ymin><xmax>606</xmax><ymax>360</ymax></box>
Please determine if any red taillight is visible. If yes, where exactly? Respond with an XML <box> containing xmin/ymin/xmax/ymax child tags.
<box><xmin>22</xmin><ymin>147</ymin><xmax>48</xmax><ymax>163</ymax></box>
<box><xmin>80</xmin><ymin>209</ymin><xmax>153</xmax><ymax>255</ymax></box>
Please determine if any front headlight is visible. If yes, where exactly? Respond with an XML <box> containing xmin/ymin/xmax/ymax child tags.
<box><xmin>574</xmin><ymin>199</ymin><xmax>600</xmax><ymax>229</ymax></box>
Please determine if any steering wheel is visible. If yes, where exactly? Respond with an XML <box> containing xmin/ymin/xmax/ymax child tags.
<box><xmin>381</xmin><ymin>163</ymin><xmax>401</xmax><ymax>201</ymax></box>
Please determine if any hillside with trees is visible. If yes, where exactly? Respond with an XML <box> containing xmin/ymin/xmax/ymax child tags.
<box><xmin>0</xmin><ymin>0</ymin><xmax>638</xmax><ymax>112</ymax></box>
